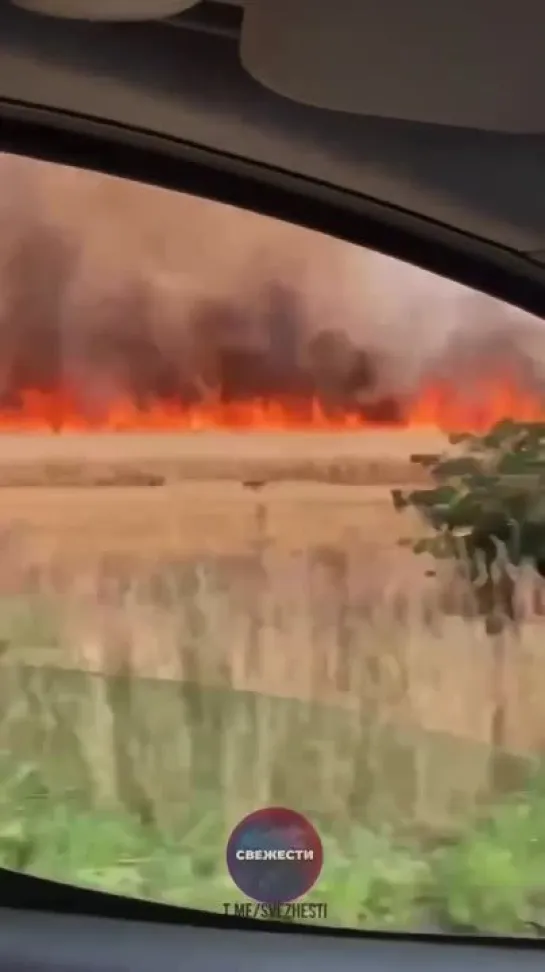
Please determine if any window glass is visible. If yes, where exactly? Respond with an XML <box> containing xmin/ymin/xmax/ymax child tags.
<box><xmin>0</xmin><ymin>151</ymin><xmax>544</xmax><ymax>935</ymax></box>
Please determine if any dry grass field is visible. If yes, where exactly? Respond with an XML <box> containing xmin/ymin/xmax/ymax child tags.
<box><xmin>0</xmin><ymin>426</ymin><xmax>543</xmax><ymax>761</ymax></box>
<box><xmin>0</xmin><ymin>429</ymin><xmax>440</xmax><ymax>557</ymax></box>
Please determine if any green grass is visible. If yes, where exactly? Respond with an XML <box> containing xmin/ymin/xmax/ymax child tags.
<box><xmin>0</xmin><ymin>663</ymin><xmax>544</xmax><ymax>936</ymax></box>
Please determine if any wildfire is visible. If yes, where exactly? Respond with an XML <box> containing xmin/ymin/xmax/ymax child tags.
<box><xmin>0</xmin><ymin>372</ymin><xmax>541</xmax><ymax>434</ymax></box>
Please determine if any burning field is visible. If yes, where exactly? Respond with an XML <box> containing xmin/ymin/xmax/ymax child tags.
<box><xmin>2</xmin><ymin>152</ymin><xmax>545</xmax><ymax>760</ymax></box>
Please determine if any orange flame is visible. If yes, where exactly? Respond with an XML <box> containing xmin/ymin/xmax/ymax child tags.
<box><xmin>0</xmin><ymin>374</ymin><xmax>542</xmax><ymax>434</ymax></box>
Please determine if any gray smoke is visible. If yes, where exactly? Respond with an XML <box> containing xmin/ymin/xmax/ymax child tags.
<box><xmin>0</xmin><ymin>152</ymin><xmax>543</xmax><ymax>421</ymax></box>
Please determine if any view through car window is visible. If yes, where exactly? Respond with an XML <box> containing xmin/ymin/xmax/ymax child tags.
<box><xmin>0</xmin><ymin>152</ymin><xmax>545</xmax><ymax>934</ymax></box>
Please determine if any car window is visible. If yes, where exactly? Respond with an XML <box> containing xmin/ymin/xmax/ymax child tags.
<box><xmin>0</xmin><ymin>150</ymin><xmax>545</xmax><ymax>935</ymax></box>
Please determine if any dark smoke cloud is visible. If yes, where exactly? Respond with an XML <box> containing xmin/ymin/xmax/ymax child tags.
<box><xmin>0</xmin><ymin>152</ymin><xmax>544</xmax><ymax>420</ymax></box>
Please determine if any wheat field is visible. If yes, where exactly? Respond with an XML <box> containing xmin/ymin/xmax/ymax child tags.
<box><xmin>0</xmin><ymin>427</ymin><xmax>542</xmax><ymax>760</ymax></box>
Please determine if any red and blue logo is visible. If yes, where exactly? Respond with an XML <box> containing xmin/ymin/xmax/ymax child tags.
<box><xmin>226</xmin><ymin>806</ymin><xmax>323</xmax><ymax>904</ymax></box>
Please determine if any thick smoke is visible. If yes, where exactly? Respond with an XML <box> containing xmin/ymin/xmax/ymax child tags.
<box><xmin>0</xmin><ymin>152</ymin><xmax>544</xmax><ymax>420</ymax></box>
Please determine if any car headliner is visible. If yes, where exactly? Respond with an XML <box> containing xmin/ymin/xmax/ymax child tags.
<box><xmin>0</xmin><ymin>1</ymin><xmax>545</xmax><ymax>273</ymax></box>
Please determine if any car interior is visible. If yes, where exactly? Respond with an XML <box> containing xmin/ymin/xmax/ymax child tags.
<box><xmin>1</xmin><ymin>1</ymin><xmax>545</xmax><ymax>969</ymax></box>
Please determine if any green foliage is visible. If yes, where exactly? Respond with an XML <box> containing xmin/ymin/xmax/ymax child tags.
<box><xmin>392</xmin><ymin>420</ymin><xmax>545</xmax><ymax>625</ymax></box>
<box><xmin>432</xmin><ymin>780</ymin><xmax>545</xmax><ymax>934</ymax></box>
<box><xmin>2</xmin><ymin>745</ymin><xmax>545</xmax><ymax>934</ymax></box>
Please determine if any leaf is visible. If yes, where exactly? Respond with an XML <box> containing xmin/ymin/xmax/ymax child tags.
<box><xmin>409</xmin><ymin>453</ymin><xmax>441</xmax><ymax>468</ymax></box>
<box><xmin>448</xmin><ymin>432</ymin><xmax>475</xmax><ymax>446</ymax></box>
<box><xmin>432</xmin><ymin>458</ymin><xmax>483</xmax><ymax>479</ymax></box>
<box><xmin>391</xmin><ymin>489</ymin><xmax>409</xmax><ymax>511</ymax></box>
<box><xmin>412</xmin><ymin>539</ymin><xmax>431</xmax><ymax>555</ymax></box>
